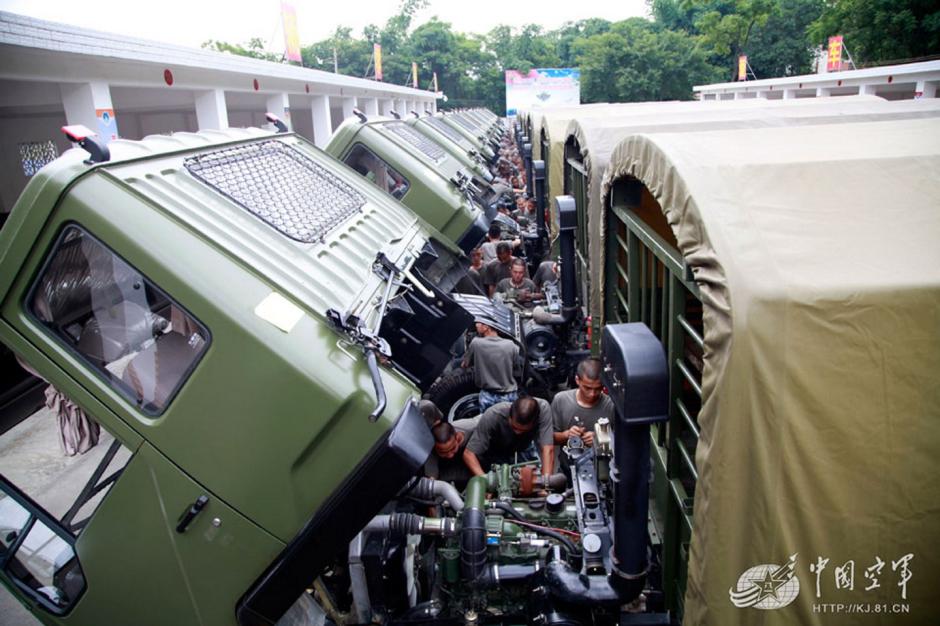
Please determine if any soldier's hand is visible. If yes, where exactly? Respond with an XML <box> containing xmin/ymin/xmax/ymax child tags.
<box><xmin>582</xmin><ymin>431</ymin><xmax>595</xmax><ymax>447</ymax></box>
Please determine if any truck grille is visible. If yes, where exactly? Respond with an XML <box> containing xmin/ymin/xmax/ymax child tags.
<box><xmin>184</xmin><ymin>140</ymin><xmax>365</xmax><ymax>243</ymax></box>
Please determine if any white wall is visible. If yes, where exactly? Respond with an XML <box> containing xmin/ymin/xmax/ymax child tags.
<box><xmin>0</xmin><ymin>111</ymin><xmax>70</xmax><ymax>212</ymax></box>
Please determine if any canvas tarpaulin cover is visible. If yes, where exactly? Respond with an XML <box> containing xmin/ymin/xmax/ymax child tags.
<box><xmin>536</xmin><ymin>102</ymin><xmax>678</xmax><ymax>238</ymax></box>
<box><xmin>600</xmin><ymin>117</ymin><xmax>940</xmax><ymax>625</ymax></box>
<box><xmin>566</xmin><ymin>96</ymin><xmax>940</xmax><ymax>329</ymax></box>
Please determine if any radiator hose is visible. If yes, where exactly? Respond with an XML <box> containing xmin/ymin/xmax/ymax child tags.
<box><xmin>459</xmin><ymin>476</ymin><xmax>487</xmax><ymax>581</ymax></box>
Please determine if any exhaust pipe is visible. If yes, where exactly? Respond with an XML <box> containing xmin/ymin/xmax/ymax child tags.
<box><xmin>600</xmin><ymin>323</ymin><xmax>669</xmax><ymax>604</ymax></box>
<box><xmin>531</xmin><ymin>195</ymin><xmax>579</xmax><ymax>328</ymax></box>
<box><xmin>523</xmin><ymin>141</ymin><xmax>533</xmax><ymax>198</ymax></box>
<box><xmin>533</xmin><ymin>160</ymin><xmax>547</xmax><ymax>245</ymax></box>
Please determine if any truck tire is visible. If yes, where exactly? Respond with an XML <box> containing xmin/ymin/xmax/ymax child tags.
<box><xmin>425</xmin><ymin>369</ymin><xmax>478</xmax><ymax>420</ymax></box>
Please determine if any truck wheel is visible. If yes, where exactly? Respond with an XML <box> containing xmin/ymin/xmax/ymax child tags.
<box><xmin>425</xmin><ymin>369</ymin><xmax>478</xmax><ymax>420</ymax></box>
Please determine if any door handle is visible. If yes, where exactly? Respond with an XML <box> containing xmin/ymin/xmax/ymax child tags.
<box><xmin>176</xmin><ymin>495</ymin><xmax>209</xmax><ymax>533</ymax></box>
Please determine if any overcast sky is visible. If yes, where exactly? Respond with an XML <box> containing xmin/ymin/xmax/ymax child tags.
<box><xmin>1</xmin><ymin>0</ymin><xmax>650</xmax><ymax>51</ymax></box>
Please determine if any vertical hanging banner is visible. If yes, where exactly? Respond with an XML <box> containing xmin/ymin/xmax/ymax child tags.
<box><xmin>827</xmin><ymin>35</ymin><xmax>844</xmax><ymax>72</ymax></box>
<box><xmin>504</xmin><ymin>68</ymin><xmax>580</xmax><ymax>116</ymax></box>
<box><xmin>281</xmin><ymin>2</ymin><xmax>302</xmax><ymax>63</ymax></box>
<box><xmin>432</xmin><ymin>71</ymin><xmax>438</xmax><ymax>93</ymax></box>
<box><xmin>737</xmin><ymin>55</ymin><xmax>748</xmax><ymax>81</ymax></box>
<box><xmin>374</xmin><ymin>43</ymin><xmax>383</xmax><ymax>81</ymax></box>
<box><xmin>411</xmin><ymin>62</ymin><xmax>418</xmax><ymax>89</ymax></box>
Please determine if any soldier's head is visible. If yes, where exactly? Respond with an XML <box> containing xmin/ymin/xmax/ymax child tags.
<box><xmin>509</xmin><ymin>397</ymin><xmax>539</xmax><ymax>435</ymax></box>
<box><xmin>431</xmin><ymin>421</ymin><xmax>463</xmax><ymax>459</ymax></box>
<box><xmin>510</xmin><ymin>258</ymin><xmax>526</xmax><ymax>283</ymax></box>
<box><xmin>575</xmin><ymin>358</ymin><xmax>605</xmax><ymax>406</ymax></box>
<box><xmin>496</xmin><ymin>242</ymin><xmax>512</xmax><ymax>263</ymax></box>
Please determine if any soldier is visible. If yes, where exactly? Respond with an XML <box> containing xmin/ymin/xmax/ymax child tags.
<box><xmin>463</xmin><ymin>396</ymin><xmax>555</xmax><ymax>479</ymax></box>
<box><xmin>461</xmin><ymin>316</ymin><xmax>521</xmax><ymax>412</ymax></box>
<box><xmin>552</xmin><ymin>357</ymin><xmax>614</xmax><ymax>448</ymax></box>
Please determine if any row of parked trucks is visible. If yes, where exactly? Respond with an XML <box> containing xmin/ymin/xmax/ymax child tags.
<box><xmin>0</xmin><ymin>95</ymin><xmax>937</xmax><ymax>626</ymax></box>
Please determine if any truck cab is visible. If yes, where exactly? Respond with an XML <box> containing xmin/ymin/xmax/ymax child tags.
<box><xmin>0</xmin><ymin>127</ymin><xmax>473</xmax><ymax>625</ymax></box>
<box><xmin>325</xmin><ymin>115</ymin><xmax>498</xmax><ymax>253</ymax></box>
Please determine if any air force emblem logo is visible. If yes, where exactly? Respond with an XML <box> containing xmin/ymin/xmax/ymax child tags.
<box><xmin>730</xmin><ymin>554</ymin><xmax>800</xmax><ymax>610</ymax></box>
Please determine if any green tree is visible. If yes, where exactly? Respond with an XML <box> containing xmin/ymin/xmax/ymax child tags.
<box><xmin>485</xmin><ymin>24</ymin><xmax>561</xmax><ymax>73</ymax></box>
<box><xmin>202</xmin><ymin>37</ymin><xmax>283</xmax><ymax>63</ymax></box>
<box><xmin>556</xmin><ymin>19</ymin><xmax>613</xmax><ymax>67</ymax></box>
<box><xmin>689</xmin><ymin>0</ymin><xmax>776</xmax><ymax>78</ymax></box>
<box><xmin>301</xmin><ymin>26</ymin><xmax>372</xmax><ymax>76</ymax></box>
<box><xmin>745</xmin><ymin>0</ymin><xmax>824</xmax><ymax>77</ymax></box>
<box><xmin>809</xmin><ymin>0</ymin><xmax>940</xmax><ymax>64</ymax></box>
<box><xmin>573</xmin><ymin>18</ymin><xmax>722</xmax><ymax>102</ymax></box>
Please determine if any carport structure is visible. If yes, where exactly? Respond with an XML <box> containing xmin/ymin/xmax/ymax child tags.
<box><xmin>598</xmin><ymin>114</ymin><xmax>940</xmax><ymax>624</ymax></box>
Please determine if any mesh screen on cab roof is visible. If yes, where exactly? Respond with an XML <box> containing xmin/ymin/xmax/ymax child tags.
<box><xmin>184</xmin><ymin>140</ymin><xmax>365</xmax><ymax>243</ymax></box>
<box><xmin>449</xmin><ymin>115</ymin><xmax>480</xmax><ymax>134</ymax></box>
<box><xmin>423</xmin><ymin>117</ymin><xmax>467</xmax><ymax>144</ymax></box>
<box><xmin>382</xmin><ymin>123</ymin><xmax>446</xmax><ymax>162</ymax></box>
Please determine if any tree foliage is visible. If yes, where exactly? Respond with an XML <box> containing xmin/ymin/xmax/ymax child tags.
<box><xmin>574</xmin><ymin>19</ymin><xmax>722</xmax><ymax>102</ymax></box>
<box><xmin>809</xmin><ymin>0</ymin><xmax>940</xmax><ymax>64</ymax></box>
<box><xmin>202</xmin><ymin>37</ymin><xmax>282</xmax><ymax>62</ymax></box>
<box><xmin>203</xmin><ymin>0</ymin><xmax>939</xmax><ymax>112</ymax></box>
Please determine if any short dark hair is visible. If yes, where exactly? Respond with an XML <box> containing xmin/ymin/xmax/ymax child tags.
<box><xmin>510</xmin><ymin>396</ymin><xmax>538</xmax><ymax>426</ymax></box>
<box><xmin>431</xmin><ymin>420</ymin><xmax>456</xmax><ymax>444</ymax></box>
<box><xmin>577</xmin><ymin>357</ymin><xmax>603</xmax><ymax>381</ymax></box>
<box><xmin>488</xmin><ymin>224</ymin><xmax>501</xmax><ymax>238</ymax></box>
<box><xmin>496</xmin><ymin>241</ymin><xmax>511</xmax><ymax>255</ymax></box>
<box><xmin>510</xmin><ymin>258</ymin><xmax>526</xmax><ymax>270</ymax></box>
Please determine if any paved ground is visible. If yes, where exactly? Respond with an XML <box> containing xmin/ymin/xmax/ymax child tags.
<box><xmin>0</xmin><ymin>587</ymin><xmax>39</xmax><ymax>625</ymax></box>
<box><xmin>0</xmin><ymin>404</ymin><xmax>129</xmax><ymax>625</ymax></box>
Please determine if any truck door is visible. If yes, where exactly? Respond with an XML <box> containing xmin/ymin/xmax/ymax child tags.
<box><xmin>0</xmin><ymin>223</ymin><xmax>284</xmax><ymax>625</ymax></box>
<box><xmin>1</xmin><ymin>421</ymin><xmax>283</xmax><ymax>625</ymax></box>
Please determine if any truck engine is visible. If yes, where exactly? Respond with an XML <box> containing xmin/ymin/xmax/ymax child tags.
<box><xmin>306</xmin><ymin>324</ymin><xmax>669</xmax><ymax>626</ymax></box>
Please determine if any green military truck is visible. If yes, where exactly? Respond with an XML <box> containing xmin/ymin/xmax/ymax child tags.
<box><xmin>413</xmin><ymin>113</ymin><xmax>498</xmax><ymax>170</ymax></box>
<box><xmin>325</xmin><ymin>114</ymin><xmax>499</xmax><ymax>254</ymax></box>
<box><xmin>0</xmin><ymin>125</ymin><xmax>468</xmax><ymax>625</ymax></box>
<box><xmin>407</xmin><ymin>114</ymin><xmax>500</xmax><ymax>188</ymax></box>
<box><xmin>0</xmin><ymin>123</ymin><xmax>673</xmax><ymax>626</ymax></box>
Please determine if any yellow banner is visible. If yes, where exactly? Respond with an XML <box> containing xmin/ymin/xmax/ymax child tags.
<box><xmin>737</xmin><ymin>55</ymin><xmax>747</xmax><ymax>81</ymax></box>
<box><xmin>374</xmin><ymin>43</ymin><xmax>383</xmax><ymax>81</ymax></box>
<box><xmin>412</xmin><ymin>62</ymin><xmax>418</xmax><ymax>89</ymax></box>
<box><xmin>281</xmin><ymin>2</ymin><xmax>301</xmax><ymax>63</ymax></box>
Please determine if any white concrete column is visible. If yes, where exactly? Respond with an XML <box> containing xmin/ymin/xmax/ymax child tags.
<box><xmin>395</xmin><ymin>99</ymin><xmax>407</xmax><ymax>116</ymax></box>
<box><xmin>783</xmin><ymin>89</ymin><xmax>797</xmax><ymax>99</ymax></box>
<box><xmin>816</xmin><ymin>86</ymin><xmax>832</xmax><ymax>97</ymax></box>
<box><xmin>431</xmin><ymin>100</ymin><xmax>438</xmax><ymax>113</ymax></box>
<box><xmin>60</xmin><ymin>81</ymin><xmax>120</xmax><ymax>142</ymax></box>
<box><xmin>364</xmin><ymin>98</ymin><xmax>380</xmax><ymax>117</ymax></box>
<box><xmin>858</xmin><ymin>83</ymin><xmax>878</xmax><ymax>96</ymax></box>
<box><xmin>311</xmin><ymin>95</ymin><xmax>333</xmax><ymax>148</ymax></box>
<box><xmin>341</xmin><ymin>97</ymin><xmax>356</xmax><ymax>122</ymax></box>
<box><xmin>915</xmin><ymin>80</ymin><xmax>937</xmax><ymax>98</ymax></box>
<box><xmin>266</xmin><ymin>93</ymin><xmax>292</xmax><ymax>131</ymax></box>
<box><xmin>733</xmin><ymin>91</ymin><xmax>746</xmax><ymax>100</ymax></box>
<box><xmin>380</xmin><ymin>99</ymin><xmax>395</xmax><ymax>116</ymax></box>
<box><xmin>194</xmin><ymin>89</ymin><xmax>229</xmax><ymax>131</ymax></box>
